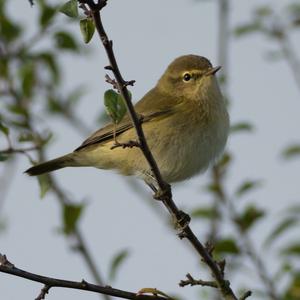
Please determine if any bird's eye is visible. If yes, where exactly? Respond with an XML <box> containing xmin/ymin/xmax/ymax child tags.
<box><xmin>183</xmin><ymin>72</ymin><xmax>192</xmax><ymax>82</ymax></box>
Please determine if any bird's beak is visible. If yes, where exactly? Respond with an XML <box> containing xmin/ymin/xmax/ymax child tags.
<box><xmin>205</xmin><ymin>66</ymin><xmax>222</xmax><ymax>76</ymax></box>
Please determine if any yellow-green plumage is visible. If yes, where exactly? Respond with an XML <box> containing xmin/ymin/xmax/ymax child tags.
<box><xmin>25</xmin><ymin>55</ymin><xmax>229</xmax><ymax>184</ymax></box>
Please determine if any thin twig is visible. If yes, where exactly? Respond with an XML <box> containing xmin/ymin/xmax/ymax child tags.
<box><xmin>0</xmin><ymin>254</ymin><xmax>166</xmax><ymax>300</ymax></box>
<box><xmin>179</xmin><ymin>273</ymin><xmax>218</xmax><ymax>288</ymax></box>
<box><xmin>78</xmin><ymin>1</ymin><xmax>242</xmax><ymax>299</ymax></box>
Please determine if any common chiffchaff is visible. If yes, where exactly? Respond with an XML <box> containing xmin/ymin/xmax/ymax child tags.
<box><xmin>26</xmin><ymin>55</ymin><xmax>229</xmax><ymax>185</ymax></box>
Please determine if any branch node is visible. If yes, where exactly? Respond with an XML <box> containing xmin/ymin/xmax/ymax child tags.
<box><xmin>81</xmin><ymin>279</ymin><xmax>88</xmax><ymax>287</ymax></box>
<box><xmin>179</xmin><ymin>273</ymin><xmax>218</xmax><ymax>288</ymax></box>
<box><xmin>204</xmin><ymin>241</ymin><xmax>215</xmax><ymax>257</ymax></box>
<box><xmin>124</xmin><ymin>80</ymin><xmax>136</xmax><ymax>87</ymax></box>
<box><xmin>104</xmin><ymin>65</ymin><xmax>113</xmax><ymax>71</ymax></box>
<box><xmin>217</xmin><ymin>259</ymin><xmax>226</xmax><ymax>276</ymax></box>
<box><xmin>0</xmin><ymin>254</ymin><xmax>15</xmax><ymax>268</ymax></box>
<box><xmin>35</xmin><ymin>284</ymin><xmax>51</xmax><ymax>300</ymax></box>
<box><xmin>105</xmin><ymin>74</ymin><xmax>119</xmax><ymax>90</ymax></box>
<box><xmin>239</xmin><ymin>290</ymin><xmax>252</xmax><ymax>300</ymax></box>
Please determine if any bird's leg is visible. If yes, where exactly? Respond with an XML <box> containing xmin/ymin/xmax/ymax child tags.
<box><xmin>144</xmin><ymin>173</ymin><xmax>159</xmax><ymax>194</ymax></box>
<box><xmin>175</xmin><ymin>210</ymin><xmax>191</xmax><ymax>238</ymax></box>
<box><xmin>144</xmin><ymin>174</ymin><xmax>190</xmax><ymax>235</ymax></box>
<box><xmin>144</xmin><ymin>173</ymin><xmax>172</xmax><ymax>201</ymax></box>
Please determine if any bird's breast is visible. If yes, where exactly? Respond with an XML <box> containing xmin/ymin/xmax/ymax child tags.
<box><xmin>148</xmin><ymin>100</ymin><xmax>229</xmax><ymax>182</ymax></box>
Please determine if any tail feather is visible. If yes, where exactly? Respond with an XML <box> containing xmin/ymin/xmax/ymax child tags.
<box><xmin>25</xmin><ymin>153</ymin><xmax>76</xmax><ymax>176</ymax></box>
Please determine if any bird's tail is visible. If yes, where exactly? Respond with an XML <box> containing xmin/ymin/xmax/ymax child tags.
<box><xmin>25</xmin><ymin>153</ymin><xmax>78</xmax><ymax>176</ymax></box>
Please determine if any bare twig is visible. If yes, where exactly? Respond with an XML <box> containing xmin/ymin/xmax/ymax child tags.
<box><xmin>0</xmin><ymin>254</ymin><xmax>166</xmax><ymax>300</ymax></box>
<box><xmin>77</xmin><ymin>1</ymin><xmax>244</xmax><ymax>299</ymax></box>
<box><xmin>179</xmin><ymin>273</ymin><xmax>218</xmax><ymax>288</ymax></box>
<box><xmin>35</xmin><ymin>285</ymin><xmax>50</xmax><ymax>300</ymax></box>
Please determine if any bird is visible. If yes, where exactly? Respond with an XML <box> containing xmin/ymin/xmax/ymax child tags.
<box><xmin>25</xmin><ymin>55</ymin><xmax>229</xmax><ymax>188</ymax></box>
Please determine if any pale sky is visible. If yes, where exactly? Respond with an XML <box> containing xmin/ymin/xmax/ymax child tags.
<box><xmin>1</xmin><ymin>1</ymin><xmax>300</xmax><ymax>300</ymax></box>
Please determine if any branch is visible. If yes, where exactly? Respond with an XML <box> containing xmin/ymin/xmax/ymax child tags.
<box><xmin>179</xmin><ymin>273</ymin><xmax>218</xmax><ymax>288</ymax></box>
<box><xmin>0</xmin><ymin>254</ymin><xmax>166</xmax><ymax>300</ymax></box>
<box><xmin>78</xmin><ymin>1</ymin><xmax>243</xmax><ymax>299</ymax></box>
<box><xmin>3</xmin><ymin>79</ymin><xmax>109</xmax><ymax>299</ymax></box>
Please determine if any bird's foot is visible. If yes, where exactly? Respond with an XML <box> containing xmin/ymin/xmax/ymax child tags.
<box><xmin>175</xmin><ymin>210</ymin><xmax>191</xmax><ymax>238</ymax></box>
<box><xmin>153</xmin><ymin>183</ymin><xmax>171</xmax><ymax>201</ymax></box>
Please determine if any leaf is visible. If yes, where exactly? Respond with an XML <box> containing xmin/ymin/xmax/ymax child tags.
<box><xmin>214</xmin><ymin>238</ymin><xmax>240</xmax><ymax>255</ymax></box>
<box><xmin>0</xmin><ymin>15</ymin><xmax>22</xmax><ymax>43</ymax></box>
<box><xmin>230</xmin><ymin>122</ymin><xmax>254</xmax><ymax>134</ymax></box>
<box><xmin>234</xmin><ymin>22</ymin><xmax>262</xmax><ymax>37</ymax></box>
<box><xmin>19</xmin><ymin>61</ymin><xmax>36</xmax><ymax>98</ymax></box>
<box><xmin>264</xmin><ymin>217</ymin><xmax>299</xmax><ymax>248</ymax></box>
<box><xmin>54</xmin><ymin>31</ymin><xmax>78</xmax><ymax>51</ymax></box>
<box><xmin>104</xmin><ymin>89</ymin><xmax>128</xmax><ymax>124</ymax></box>
<box><xmin>235</xmin><ymin>180</ymin><xmax>262</xmax><ymax>197</ymax></box>
<box><xmin>234</xmin><ymin>205</ymin><xmax>265</xmax><ymax>232</ymax></box>
<box><xmin>0</xmin><ymin>121</ymin><xmax>9</xmax><ymax>136</ymax></box>
<box><xmin>37</xmin><ymin>174</ymin><xmax>51</xmax><ymax>199</ymax></box>
<box><xmin>18</xmin><ymin>132</ymin><xmax>35</xmax><ymax>143</ymax></box>
<box><xmin>59</xmin><ymin>0</ymin><xmax>78</xmax><ymax>18</ymax></box>
<box><xmin>0</xmin><ymin>153</ymin><xmax>9</xmax><ymax>162</ymax></box>
<box><xmin>283</xmin><ymin>273</ymin><xmax>300</xmax><ymax>300</ymax></box>
<box><xmin>281</xmin><ymin>244</ymin><xmax>300</xmax><ymax>256</ymax></box>
<box><xmin>109</xmin><ymin>249</ymin><xmax>129</xmax><ymax>281</ymax></box>
<box><xmin>254</xmin><ymin>6</ymin><xmax>272</xmax><ymax>18</ymax></box>
<box><xmin>63</xmin><ymin>203</ymin><xmax>85</xmax><ymax>234</ymax></box>
<box><xmin>191</xmin><ymin>207</ymin><xmax>219</xmax><ymax>219</ymax></box>
<box><xmin>282</xmin><ymin>144</ymin><xmax>300</xmax><ymax>160</ymax></box>
<box><xmin>39</xmin><ymin>4</ymin><xmax>57</xmax><ymax>28</ymax></box>
<box><xmin>80</xmin><ymin>18</ymin><xmax>95</xmax><ymax>44</ymax></box>
<box><xmin>38</xmin><ymin>52</ymin><xmax>60</xmax><ymax>83</ymax></box>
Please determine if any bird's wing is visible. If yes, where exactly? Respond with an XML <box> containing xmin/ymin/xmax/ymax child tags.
<box><xmin>74</xmin><ymin>89</ymin><xmax>176</xmax><ymax>152</ymax></box>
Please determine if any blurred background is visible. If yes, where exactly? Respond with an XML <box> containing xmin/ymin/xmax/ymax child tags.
<box><xmin>1</xmin><ymin>0</ymin><xmax>300</xmax><ymax>299</ymax></box>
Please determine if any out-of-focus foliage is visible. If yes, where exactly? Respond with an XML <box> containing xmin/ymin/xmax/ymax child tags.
<box><xmin>190</xmin><ymin>1</ymin><xmax>300</xmax><ymax>299</ymax></box>
<box><xmin>0</xmin><ymin>0</ymin><xmax>129</xmax><ymax>287</ymax></box>
<box><xmin>1</xmin><ymin>1</ymin><xmax>300</xmax><ymax>300</ymax></box>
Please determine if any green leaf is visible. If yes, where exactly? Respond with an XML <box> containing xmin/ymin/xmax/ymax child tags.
<box><xmin>230</xmin><ymin>122</ymin><xmax>254</xmax><ymax>134</ymax></box>
<box><xmin>234</xmin><ymin>22</ymin><xmax>262</xmax><ymax>37</ymax></box>
<box><xmin>109</xmin><ymin>249</ymin><xmax>129</xmax><ymax>281</ymax></box>
<box><xmin>283</xmin><ymin>273</ymin><xmax>300</xmax><ymax>300</ymax></box>
<box><xmin>191</xmin><ymin>207</ymin><xmax>219</xmax><ymax>219</ymax></box>
<box><xmin>254</xmin><ymin>6</ymin><xmax>272</xmax><ymax>18</ymax></box>
<box><xmin>19</xmin><ymin>61</ymin><xmax>36</xmax><ymax>98</ymax></box>
<box><xmin>63</xmin><ymin>203</ymin><xmax>85</xmax><ymax>234</ymax></box>
<box><xmin>18</xmin><ymin>132</ymin><xmax>35</xmax><ymax>143</ymax></box>
<box><xmin>7</xmin><ymin>104</ymin><xmax>28</xmax><ymax>116</ymax></box>
<box><xmin>214</xmin><ymin>238</ymin><xmax>240</xmax><ymax>255</ymax></box>
<box><xmin>54</xmin><ymin>31</ymin><xmax>78</xmax><ymax>51</ymax></box>
<box><xmin>0</xmin><ymin>121</ymin><xmax>9</xmax><ymax>136</ymax></box>
<box><xmin>235</xmin><ymin>180</ymin><xmax>262</xmax><ymax>197</ymax></box>
<box><xmin>59</xmin><ymin>0</ymin><xmax>78</xmax><ymax>18</ymax></box>
<box><xmin>264</xmin><ymin>217</ymin><xmax>299</xmax><ymax>248</ymax></box>
<box><xmin>0</xmin><ymin>153</ymin><xmax>9</xmax><ymax>162</ymax></box>
<box><xmin>80</xmin><ymin>18</ymin><xmax>95</xmax><ymax>44</ymax></box>
<box><xmin>39</xmin><ymin>4</ymin><xmax>57</xmax><ymax>28</ymax></box>
<box><xmin>0</xmin><ymin>15</ymin><xmax>22</xmax><ymax>43</ymax></box>
<box><xmin>234</xmin><ymin>205</ymin><xmax>265</xmax><ymax>232</ymax></box>
<box><xmin>282</xmin><ymin>144</ymin><xmax>300</xmax><ymax>159</ymax></box>
<box><xmin>38</xmin><ymin>52</ymin><xmax>60</xmax><ymax>83</ymax></box>
<box><xmin>104</xmin><ymin>89</ymin><xmax>128</xmax><ymax>124</ymax></box>
<box><xmin>281</xmin><ymin>244</ymin><xmax>300</xmax><ymax>256</ymax></box>
<box><xmin>37</xmin><ymin>174</ymin><xmax>51</xmax><ymax>198</ymax></box>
